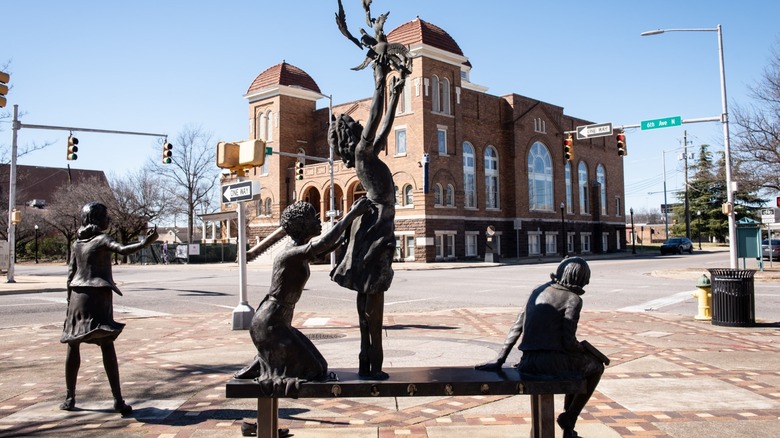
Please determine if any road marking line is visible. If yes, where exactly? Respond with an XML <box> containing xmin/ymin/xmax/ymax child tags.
<box><xmin>385</xmin><ymin>297</ymin><xmax>436</xmax><ymax>306</ymax></box>
<box><xmin>619</xmin><ymin>290</ymin><xmax>695</xmax><ymax>312</ymax></box>
<box><xmin>28</xmin><ymin>296</ymin><xmax>170</xmax><ymax>317</ymax></box>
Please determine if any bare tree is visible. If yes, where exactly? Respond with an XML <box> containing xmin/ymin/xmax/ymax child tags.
<box><xmin>732</xmin><ymin>40</ymin><xmax>780</xmax><ymax>192</ymax></box>
<box><xmin>108</xmin><ymin>167</ymin><xmax>169</xmax><ymax>246</ymax></box>
<box><xmin>44</xmin><ymin>177</ymin><xmax>115</xmax><ymax>262</ymax></box>
<box><xmin>151</xmin><ymin>124</ymin><xmax>218</xmax><ymax>243</ymax></box>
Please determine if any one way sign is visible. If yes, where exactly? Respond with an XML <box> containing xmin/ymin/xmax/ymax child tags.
<box><xmin>221</xmin><ymin>181</ymin><xmax>260</xmax><ymax>203</ymax></box>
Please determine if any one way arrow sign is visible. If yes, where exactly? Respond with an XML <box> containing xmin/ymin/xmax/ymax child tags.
<box><xmin>221</xmin><ymin>181</ymin><xmax>260</xmax><ymax>203</ymax></box>
<box><xmin>575</xmin><ymin>122</ymin><xmax>613</xmax><ymax>140</ymax></box>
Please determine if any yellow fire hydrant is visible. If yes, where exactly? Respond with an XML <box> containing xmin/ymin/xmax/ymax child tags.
<box><xmin>692</xmin><ymin>274</ymin><xmax>712</xmax><ymax>321</ymax></box>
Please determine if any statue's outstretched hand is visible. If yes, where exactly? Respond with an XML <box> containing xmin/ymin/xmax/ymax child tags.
<box><xmin>474</xmin><ymin>359</ymin><xmax>505</xmax><ymax>371</ymax></box>
<box><xmin>351</xmin><ymin>196</ymin><xmax>373</xmax><ymax>215</ymax></box>
<box><xmin>144</xmin><ymin>225</ymin><xmax>159</xmax><ymax>245</ymax></box>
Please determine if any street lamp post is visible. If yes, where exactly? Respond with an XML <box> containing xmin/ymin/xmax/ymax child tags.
<box><xmin>642</xmin><ymin>25</ymin><xmax>737</xmax><ymax>269</ymax></box>
<box><xmin>34</xmin><ymin>225</ymin><xmax>39</xmax><ymax>264</ymax></box>
<box><xmin>697</xmin><ymin>210</ymin><xmax>702</xmax><ymax>250</ymax></box>
<box><xmin>560</xmin><ymin>202</ymin><xmax>567</xmax><ymax>258</ymax></box>
<box><xmin>630</xmin><ymin>207</ymin><xmax>636</xmax><ymax>254</ymax></box>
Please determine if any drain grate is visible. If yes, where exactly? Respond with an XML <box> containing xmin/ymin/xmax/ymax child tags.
<box><xmin>305</xmin><ymin>333</ymin><xmax>347</xmax><ymax>341</ymax></box>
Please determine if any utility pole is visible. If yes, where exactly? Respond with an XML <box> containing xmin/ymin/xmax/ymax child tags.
<box><xmin>683</xmin><ymin>130</ymin><xmax>691</xmax><ymax>239</ymax></box>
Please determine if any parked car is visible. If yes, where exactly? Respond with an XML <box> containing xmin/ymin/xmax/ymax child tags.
<box><xmin>762</xmin><ymin>239</ymin><xmax>780</xmax><ymax>260</ymax></box>
<box><xmin>660</xmin><ymin>237</ymin><xmax>694</xmax><ymax>255</ymax></box>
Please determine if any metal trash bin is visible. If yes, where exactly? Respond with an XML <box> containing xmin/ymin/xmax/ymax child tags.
<box><xmin>707</xmin><ymin>268</ymin><xmax>756</xmax><ymax>327</ymax></box>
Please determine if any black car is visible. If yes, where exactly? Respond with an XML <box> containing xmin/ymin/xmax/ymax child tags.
<box><xmin>660</xmin><ymin>237</ymin><xmax>694</xmax><ymax>255</ymax></box>
<box><xmin>762</xmin><ymin>239</ymin><xmax>780</xmax><ymax>260</ymax></box>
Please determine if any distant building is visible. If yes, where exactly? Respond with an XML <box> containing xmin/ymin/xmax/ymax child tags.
<box><xmin>1</xmin><ymin>164</ymin><xmax>109</xmax><ymax>210</ymax></box>
<box><xmin>218</xmin><ymin>17</ymin><xmax>626</xmax><ymax>262</ymax></box>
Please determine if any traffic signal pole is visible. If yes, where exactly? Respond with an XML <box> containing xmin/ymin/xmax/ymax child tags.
<box><xmin>6</xmin><ymin>106</ymin><xmax>169</xmax><ymax>283</ymax></box>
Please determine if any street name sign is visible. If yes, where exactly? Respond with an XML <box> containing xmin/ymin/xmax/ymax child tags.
<box><xmin>221</xmin><ymin>181</ymin><xmax>260</xmax><ymax>203</ymax></box>
<box><xmin>641</xmin><ymin>116</ymin><xmax>682</xmax><ymax>131</ymax></box>
<box><xmin>575</xmin><ymin>122</ymin><xmax>613</xmax><ymax>140</ymax></box>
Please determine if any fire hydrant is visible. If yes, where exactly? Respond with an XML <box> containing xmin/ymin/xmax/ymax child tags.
<box><xmin>692</xmin><ymin>274</ymin><xmax>712</xmax><ymax>321</ymax></box>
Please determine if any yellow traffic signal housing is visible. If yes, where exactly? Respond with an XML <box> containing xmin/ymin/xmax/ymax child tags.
<box><xmin>0</xmin><ymin>71</ymin><xmax>9</xmax><ymax>108</ymax></box>
<box><xmin>217</xmin><ymin>139</ymin><xmax>266</xmax><ymax>171</ymax></box>
<box><xmin>66</xmin><ymin>135</ymin><xmax>79</xmax><ymax>160</ymax></box>
<box><xmin>162</xmin><ymin>142</ymin><xmax>173</xmax><ymax>164</ymax></box>
<box><xmin>563</xmin><ymin>135</ymin><xmax>574</xmax><ymax>161</ymax></box>
<box><xmin>616</xmin><ymin>131</ymin><xmax>627</xmax><ymax>156</ymax></box>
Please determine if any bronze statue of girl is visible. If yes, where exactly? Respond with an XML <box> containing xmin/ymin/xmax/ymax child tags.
<box><xmin>60</xmin><ymin>202</ymin><xmax>158</xmax><ymax>415</ymax></box>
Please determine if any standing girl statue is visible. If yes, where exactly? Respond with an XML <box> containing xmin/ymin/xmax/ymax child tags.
<box><xmin>60</xmin><ymin>202</ymin><xmax>158</xmax><ymax>415</ymax></box>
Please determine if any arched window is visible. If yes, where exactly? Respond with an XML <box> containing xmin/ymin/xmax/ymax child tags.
<box><xmin>434</xmin><ymin>183</ymin><xmax>443</xmax><ymax>206</ymax></box>
<box><xmin>265</xmin><ymin>110</ymin><xmax>273</xmax><ymax>142</ymax></box>
<box><xmin>264</xmin><ymin>198</ymin><xmax>272</xmax><ymax>217</ymax></box>
<box><xmin>446</xmin><ymin>184</ymin><xmax>455</xmax><ymax>206</ymax></box>
<box><xmin>463</xmin><ymin>142</ymin><xmax>476</xmax><ymax>208</ymax></box>
<box><xmin>403</xmin><ymin>184</ymin><xmax>413</xmax><ymax>206</ymax></box>
<box><xmin>527</xmin><ymin>142</ymin><xmax>553</xmax><ymax>211</ymax></box>
<box><xmin>431</xmin><ymin>75</ymin><xmax>440</xmax><ymax>113</ymax></box>
<box><xmin>440</xmin><ymin>77</ymin><xmax>451</xmax><ymax>114</ymax></box>
<box><xmin>394</xmin><ymin>185</ymin><xmax>400</xmax><ymax>205</ymax></box>
<box><xmin>484</xmin><ymin>146</ymin><xmax>499</xmax><ymax>209</ymax></box>
<box><xmin>257</xmin><ymin>111</ymin><xmax>267</xmax><ymax>141</ymax></box>
<box><xmin>596</xmin><ymin>164</ymin><xmax>607</xmax><ymax>215</ymax></box>
<box><xmin>578</xmin><ymin>161</ymin><xmax>589</xmax><ymax>214</ymax></box>
<box><xmin>565</xmin><ymin>161</ymin><xmax>573</xmax><ymax>213</ymax></box>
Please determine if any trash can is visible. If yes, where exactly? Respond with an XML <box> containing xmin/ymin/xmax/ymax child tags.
<box><xmin>708</xmin><ymin>268</ymin><xmax>756</xmax><ymax>327</ymax></box>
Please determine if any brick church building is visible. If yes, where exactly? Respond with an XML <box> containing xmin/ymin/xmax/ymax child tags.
<box><xmin>219</xmin><ymin>17</ymin><xmax>626</xmax><ymax>263</ymax></box>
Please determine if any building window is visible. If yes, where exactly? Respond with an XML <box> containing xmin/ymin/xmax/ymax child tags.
<box><xmin>528</xmin><ymin>142</ymin><xmax>553</xmax><ymax>211</ymax></box>
<box><xmin>528</xmin><ymin>232</ymin><xmax>542</xmax><ymax>256</ymax></box>
<box><xmin>567</xmin><ymin>232</ymin><xmax>576</xmax><ymax>254</ymax></box>
<box><xmin>615</xmin><ymin>197</ymin><xmax>622</xmax><ymax>217</ymax></box>
<box><xmin>437</xmin><ymin>127</ymin><xmax>447</xmax><ymax>155</ymax></box>
<box><xmin>405</xmin><ymin>235</ymin><xmax>415</xmax><ymax>260</ymax></box>
<box><xmin>597</xmin><ymin>164</ymin><xmax>607</xmax><ymax>216</ymax></box>
<box><xmin>394</xmin><ymin>185</ymin><xmax>400</xmax><ymax>206</ymax></box>
<box><xmin>484</xmin><ymin>146</ymin><xmax>499</xmax><ymax>209</ymax></box>
<box><xmin>256</xmin><ymin>111</ymin><xmax>266</xmax><ymax>141</ymax></box>
<box><xmin>581</xmin><ymin>233</ymin><xmax>592</xmax><ymax>253</ymax></box>
<box><xmin>463</xmin><ymin>142</ymin><xmax>476</xmax><ymax>208</ymax></box>
<box><xmin>578</xmin><ymin>161</ymin><xmax>589</xmax><ymax>214</ymax></box>
<box><xmin>398</xmin><ymin>77</ymin><xmax>412</xmax><ymax>114</ymax></box>
<box><xmin>616</xmin><ymin>230</ymin><xmax>622</xmax><ymax>250</ymax></box>
<box><xmin>565</xmin><ymin>161</ymin><xmax>573</xmax><ymax>214</ymax></box>
<box><xmin>440</xmin><ymin>77</ymin><xmax>451</xmax><ymax>114</ymax></box>
<box><xmin>264</xmin><ymin>198</ymin><xmax>272</xmax><ymax>217</ymax></box>
<box><xmin>403</xmin><ymin>184</ymin><xmax>413</xmax><ymax>206</ymax></box>
<box><xmin>533</xmin><ymin>118</ymin><xmax>546</xmax><ymax>133</ymax></box>
<box><xmin>431</xmin><ymin>75</ymin><xmax>440</xmax><ymax>112</ymax></box>
<box><xmin>265</xmin><ymin>110</ymin><xmax>274</xmax><ymax>142</ymax></box>
<box><xmin>435</xmin><ymin>233</ymin><xmax>456</xmax><ymax>260</ymax></box>
<box><xmin>465</xmin><ymin>233</ymin><xmax>478</xmax><ymax>257</ymax></box>
<box><xmin>545</xmin><ymin>233</ymin><xmax>557</xmax><ymax>255</ymax></box>
<box><xmin>602</xmin><ymin>232</ymin><xmax>610</xmax><ymax>253</ymax></box>
<box><xmin>446</xmin><ymin>184</ymin><xmax>455</xmax><ymax>207</ymax></box>
<box><xmin>434</xmin><ymin>183</ymin><xmax>443</xmax><ymax>206</ymax></box>
<box><xmin>395</xmin><ymin>128</ymin><xmax>407</xmax><ymax>155</ymax></box>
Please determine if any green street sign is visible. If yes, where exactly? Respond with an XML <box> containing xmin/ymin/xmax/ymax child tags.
<box><xmin>641</xmin><ymin>116</ymin><xmax>682</xmax><ymax>130</ymax></box>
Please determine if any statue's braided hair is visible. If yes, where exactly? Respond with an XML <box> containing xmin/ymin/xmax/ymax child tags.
<box><xmin>550</xmin><ymin>256</ymin><xmax>591</xmax><ymax>295</ymax></box>
<box><xmin>280</xmin><ymin>201</ymin><xmax>317</xmax><ymax>241</ymax></box>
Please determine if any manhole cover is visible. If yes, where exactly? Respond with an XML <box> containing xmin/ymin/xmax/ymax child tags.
<box><xmin>305</xmin><ymin>333</ymin><xmax>347</xmax><ymax>341</ymax></box>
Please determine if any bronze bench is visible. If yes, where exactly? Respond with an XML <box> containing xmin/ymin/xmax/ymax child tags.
<box><xmin>226</xmin><ymin>366</ymin><xmax>585</xmax><ymax>438</ymax></box>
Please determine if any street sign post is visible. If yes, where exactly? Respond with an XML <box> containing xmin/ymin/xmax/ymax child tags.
<box><xmin>575</xmin><ymin>122</ymin><xmax>613</xmax><ymax>140</ymax></box>
<box><xmin>641</xmin><ymin>116</ymin><xmax>682</xmax><ymax>130</ymax></box>
<box><xmin>221</xmin><ymin>181</ymin><xmax>260</xmax><ymax>203</ymax></box>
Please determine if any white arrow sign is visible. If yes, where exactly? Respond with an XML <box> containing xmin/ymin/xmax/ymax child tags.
<box><xmin>575</xmin><ymin>122</ymin><xmax>613</xmax><ymax>140</ymax></box>
<box><xmin>221</xmin><ymin>181</ymin><xmax>260</xmax><ymax>203</ymax></box>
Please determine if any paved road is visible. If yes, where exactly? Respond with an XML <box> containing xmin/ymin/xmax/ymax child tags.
<box><xmin>3</xmin><ymin>248</ymin><xmax>779</xmax><ymax>329</ymax></box>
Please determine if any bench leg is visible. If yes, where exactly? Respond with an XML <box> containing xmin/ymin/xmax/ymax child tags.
<box><xmin>530</xmin><ymin>394</ymin><xmax>555</xmax><ymax>438</ymax></box>
<box><xmin>256</xmin><ymin>398</ymin><xmax>279</xmax><ymax>438</ymax></box>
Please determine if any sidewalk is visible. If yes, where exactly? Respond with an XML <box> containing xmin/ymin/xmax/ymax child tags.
<box><xmin>1</xmin><ymin>306</ymin><xmax>779</xmax><ymax>437</ymax></box>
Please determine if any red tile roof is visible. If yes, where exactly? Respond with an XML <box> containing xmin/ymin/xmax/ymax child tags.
<box><xmin>388</xmin><ymin>17</ymin><xmax>465</xmax><ymax>57</ymax></box>
<box><xmin>246</xmin><ymin>61</ymin><xmax>321</xmax><ymax>95</ymax></box>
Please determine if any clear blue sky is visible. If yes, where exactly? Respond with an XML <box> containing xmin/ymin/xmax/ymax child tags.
<box><xmin>4</xmin><ymin>1</ymin><xmax>779</xmax><ymax>215</ymax></box>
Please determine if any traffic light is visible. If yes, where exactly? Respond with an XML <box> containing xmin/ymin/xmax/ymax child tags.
<box><xmin>162</xmin><ymin>141</ymin><xmax>173</xmax><ymax>164</ymax></box>
<box><xmin>616</xmin><ymin>131</ymin><xmax>627</xmax><ymax>156</ymax></box>
<box><xmin>66</xmin><ymin>135</ymin><xmax>79</xmax><ymax>160</ymax></box>
<box><xmin>563</xmin><ymin>135</ymin><xmax>574</xmax><ymax>161</ymax></box>
<box><xmin>0</xmin><ymin>70</ymin><xmax>9</xmax><ymax>108</ymax></box>
<box><xmin>776</xmin><ymin>196</ymin><xmax>779</xmax><ymax>208</ymax></box>
<box><xmin>295</xmin><ymin>160</ymin><xmax>304</xmax><ymax>180</ymax></box>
